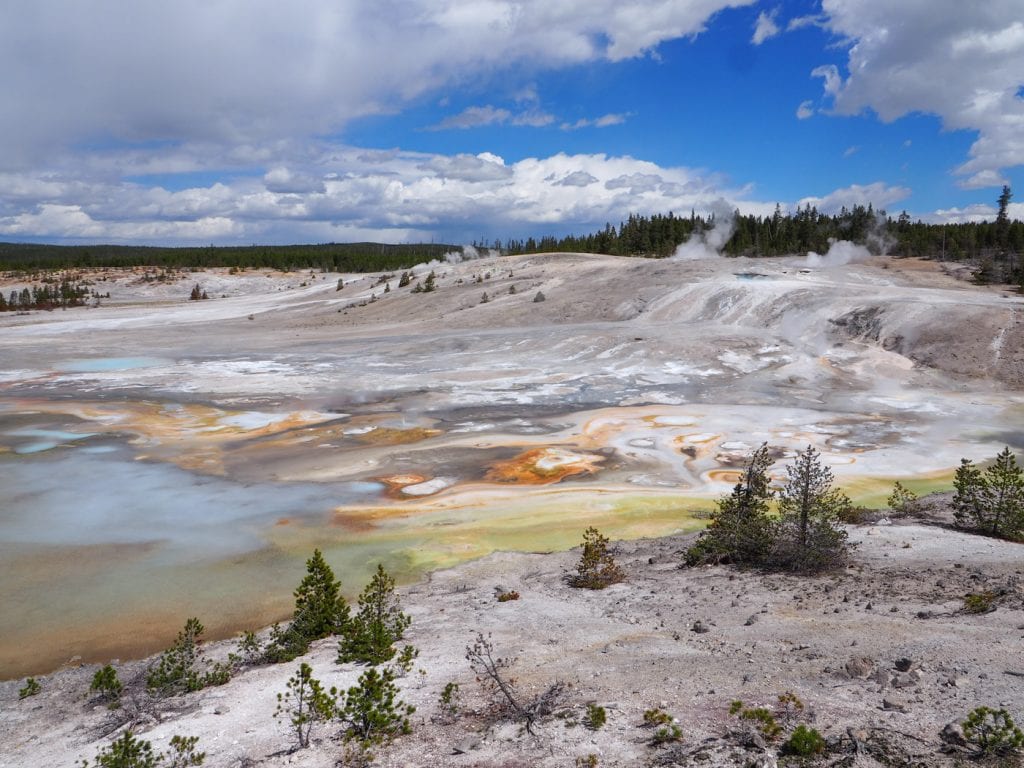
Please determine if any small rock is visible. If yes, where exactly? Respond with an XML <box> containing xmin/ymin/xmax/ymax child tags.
<box><xmin>744</xmin><ymin>614</ymin><xmax>759</xmax><ymax>626</ymax></box>
<box><xmin>452</xmin><ymin>736</ymin><xmax>482</xmax><ymax>754</ymax></box>
<box><xmin>872</xmin><ymin>668</ymin><xmax>893</xmax><ymax>688</ymax></box>
<box><xmin>939</xmin><ymin>722</ymin><xmax>967</xmax><ymax>747</ymax></box>
<box><xmin>882</xmin><ymin>698</ymin><xmax>909</xmax><ymax>713</ymax></box>
<box><xmin>746</xmin><ymin>756</ymin><xmax>778</xmax><ymax>768</ymax></box>
<box><xmin>692</xmin><ymin>620</ymin><xmax>710</xmax><ymax>634</ymax></box>
<box><xmin>895</xmin><ymin>658</ymin><xmax>914</xmax><ymax>672</ymax></box>
<box><xmin>845</xmin><ymin>656</ymin><xmax>875</xmax><ymax>679</ymax></box>
<box><xmin>214</xmin><ymin>706</ymin><xmax>229</xmax><ymax>715</ymax></box>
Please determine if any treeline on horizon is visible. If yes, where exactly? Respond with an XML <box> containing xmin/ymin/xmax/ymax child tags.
<box><xmin>501</xmin><ymin>204</ymin><xmax>1024</xmax><ymax>285</ymax></box>
<box><xmin>1</xmin><ymin>202</ymin><xmax>1022</xmax><ymax>286</ymax></box>
<box><xmin>0</xmin><ymin>241</ymin><xmax>459</xmax><ymax>273</ymax></box>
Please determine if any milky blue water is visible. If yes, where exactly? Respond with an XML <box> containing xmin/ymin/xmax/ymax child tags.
<box><xmin>58</xmin><ymin>356</ymin><xmax>167</xmax><ymax>372</ymax></box>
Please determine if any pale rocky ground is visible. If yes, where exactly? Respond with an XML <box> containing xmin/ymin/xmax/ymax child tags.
<box><xmin>2</xmin><ymin>504</ymin><xmax>1023</xmax><ymax>768</ymax></box>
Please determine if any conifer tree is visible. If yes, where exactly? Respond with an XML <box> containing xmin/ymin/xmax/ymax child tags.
<box><xmin>771</xmin><ymin>446</ymin><xmax>850</xmax><ymax>572</ymax></box>
<box><xmin>569</xmin><ymin>527</ymin><xmax>625</xmax><ymax>589</ymax></box>
<box><xmin>338</xmin><ymin>564</ymin><xmax>410</xmax><ymax>665</ymax></box>
<box><xmin>954</xmin><ymin>448</ymin><xmax>1024</xmax><ymax>539</ymax></box>
<box><xmin>292</xmin><ymin>549</ymin><xmax>351</xmax><ymax>641</ymax></box>
<box><xmin>686</xmin><ymin>443</ymin><xmax>776</xmax><ymax>566</ymax></box>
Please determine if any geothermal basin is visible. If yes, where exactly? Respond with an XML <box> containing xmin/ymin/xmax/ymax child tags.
<box><xmin>1</xmin><ymin>252</ymin><xmax>1022</xmax><ymax>677</ymax></box>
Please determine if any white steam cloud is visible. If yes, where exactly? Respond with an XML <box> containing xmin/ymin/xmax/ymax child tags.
<box><xmin>805</xmin><ymin>239</ymin><xmax>873</xmax><ymax>268</ymax></box>
<box><xmin>672</xmin><ymin>199</ymin><xmax>736</xmax><ymax>260</ymax></box>
<box><xmin>805</xmin><ymin>213</ymin><xmax>895</xmax><ymax>268</ymax></box>
<box><xmin>442</xmin><ymin>244</ymin><xmax>497</xmax><ymax>264</ymax></box>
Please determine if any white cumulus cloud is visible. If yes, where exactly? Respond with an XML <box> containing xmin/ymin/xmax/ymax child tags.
<box><xmin>813</xmin><ymin>0</ymin><xmax>1024</xmax><ymax>186</ymax></box>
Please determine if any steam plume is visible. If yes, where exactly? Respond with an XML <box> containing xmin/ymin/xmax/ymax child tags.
<box><xmin>672</xmin><ymin>199</ymin><xmax>736</xmax><ymax>260</ymax></box>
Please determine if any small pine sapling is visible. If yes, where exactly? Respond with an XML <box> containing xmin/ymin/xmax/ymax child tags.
<box><xmin>729</xmin><ymin>700</ymin><xmax>782</xmax><ymax>741</ymax></box>
<box><xmin>642</xmin><ymin>708</ymin><xmax>682</xmax><ymax>745</ymax></box>
<box><xmin>338</xmin><ymin>564</ymin><xmax>410</xmax><ymax>666</ymax></box>
<box><xmin>90</xmin><ymin>664</ymin><xmax>123</xmax><ymax>708</ymax></box>
<box><xmin>962</xmin><ymin>706</ymin><xmax>1024</xmax><ymax>756</ymax></box>
<box><xmin>392</xmin><ymin>644</ymin><xmax>419</xmax><ymax>676</ymax></box>
<box><xmin>584</xmin><ymin>703</ymin><xmax>607</xmax><ymax>730</ymax></box>
<box><xmin>435</xmin><ymin>682</ymin><xmax>462</xmax><ymax>724</ymax></box>
<box><xmin>274</xmin><ymin>662</ymin><xmax>337</xmax><ymax>750</ymax></box>
<box><xmin>146</xmin><ymin>618</ymin><xmax>231</xmax><ymax>697</ymax></box>
<box><xmin>19</xmin><ymin>677</ymin><xmax>41</xmax><ymax>699</ymax></box>
<box><xmin>569</xmin><ymin>527</ymin><xmax>625</xmax><ymax>589</ymax></box>
<box><xmin>782</xmin><ymin>724</ymin><xmax>826</xmax><ymax>757</ymax></box>
<box><xmin>78</xmin><ymin>731</ymin><xmax>204</xmax><ymax>768</ymax></box>
<box><xmin>887</xmin><ymin>481</ymin><xmax>917</xmax><ymax>514</ymax></box>
<box><xmin>336</xmin><ymin>667</ymin><xmax>415</xmax><ymax>748</ymax></box>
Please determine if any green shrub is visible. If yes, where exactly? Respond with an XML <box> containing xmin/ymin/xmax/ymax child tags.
<box><xmin>19</xmin><ymin>677</ymin><xmax>41</xmax><ymax>699</ymax></box>
<box><xmin>729</xmin><ymin>700</ymin><xmax>782</xmax><ymax>741</ymax></box>
<box><xmin>569</xmin><ymin>527</ymin><xmax>625</xmax><ymax>589</ymax></box>
<box><xmin>643</xmin><ymin>707</ymin><xmax>672</xmax><ymax>726</ymax></box>
<box><xmin>964</xmin><ymin>591</ymin><xmax>998</xmax><ymax>614</ymax></box>
<box><xmin>782</xmin><ymin>724</ymin><xmax>826</xmax><ymax>757</ymax></box>
<box><xmin>146</xmin><ymin>618</ymin><xmax>231</xmax><ymax>697</ymax></box>
<box><xmin>90</xmin><ymin>665</ymin><xmax>123</xmax><ymax>707</ymax></box>
<box><xmin>584</xmin><ymin>703</ymin><xmax>607</xmax><ymax>730</ymax></box>
<box><xmin>496</xmin><ymin>589</ymin><xmax>520</xmax><ymax>602</ymax></box>
<box><xmin>962</xmin><ymin>706</ymin><xmax>1024</xmax><ymax>756</ymax></box>
<box><xmin>575</xmin><ymin>755</ymin><xmax>598</xmax><ymax>768</ymax></box>
<box><xmin>338</xmin><ymin>564</ymin><xmax>410</xmax><ymax>666</ymax></box>
<box><xmin>650</xmin><ymin>724</ymin><xmax>683</xmax><ymax>745</ymax></box>
<box><xmin>642</xmin><ymin>707</ymin><xmax>681</xmax><ymax>745</ymax></box>
<box><xmin>274</xmin><ymin>662</ymin><xmax>337</xmax><ymax>750</ymax></box>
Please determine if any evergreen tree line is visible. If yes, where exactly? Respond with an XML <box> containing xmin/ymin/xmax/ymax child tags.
<box><xmin>0</xmin><ymin>276</ymin><xmax>93</xmax><ymax>311</ymax></box>
<box><xmin>504</xmin><ymin>201</ymin><xmax>1022</xmax><ymax>270</ymax></box>
<box><xmin>0</xmin><ymin>242</ymin><xmax>459</xmax><ymax>273</ymax></box>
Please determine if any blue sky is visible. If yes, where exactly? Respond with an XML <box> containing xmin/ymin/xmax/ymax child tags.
<box><xmin>0</xmin><ymin>0</ymin><xmax>1021</xmax><ymax>245</ymax></box>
